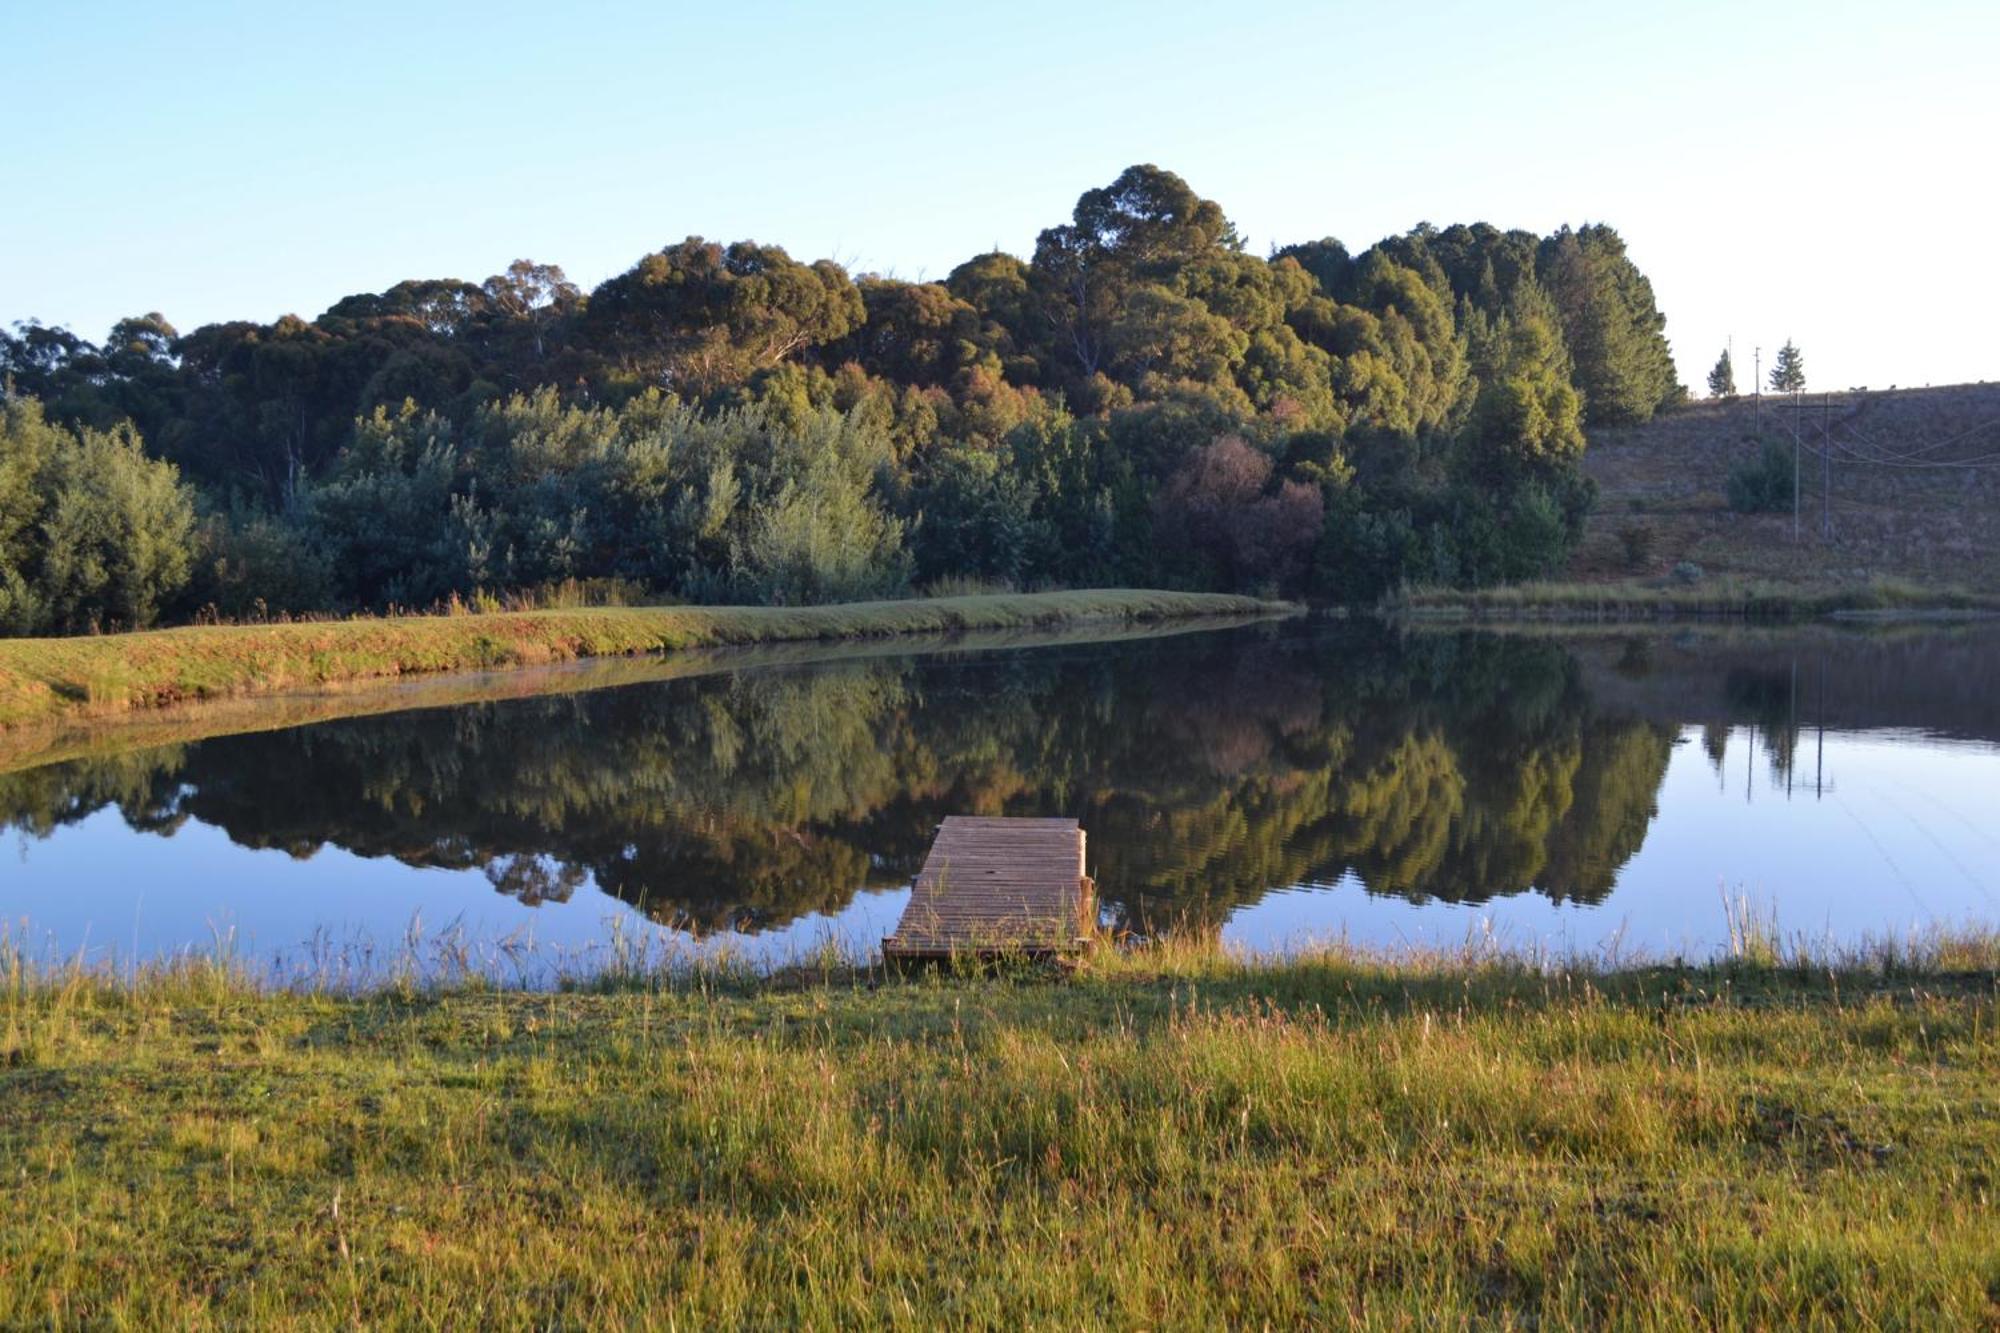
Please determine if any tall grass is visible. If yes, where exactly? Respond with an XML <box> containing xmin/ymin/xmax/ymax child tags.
<box><xmin>0</xmin><ymin>924</ymin><xmax>1993</xmax><ymax>1325</ymax></box>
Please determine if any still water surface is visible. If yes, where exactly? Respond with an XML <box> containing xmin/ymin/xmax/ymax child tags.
<box><xmin>5</xmin><ymin>620</ymin><xmax>1998</xmax><ymax>977</ymax></box>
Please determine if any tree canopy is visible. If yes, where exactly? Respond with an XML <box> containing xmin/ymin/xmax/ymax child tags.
<box><xmin>1</xmin><ymin>165</ymin><xmax>1689</xmax><ymax>630</ymax></box>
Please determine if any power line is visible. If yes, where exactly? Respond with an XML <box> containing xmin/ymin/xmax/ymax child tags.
<box><xmin>1763</xmin><ymin>399</ymin><xmax>2000</xmax><ymax>468</ymax></box>
<box><xmin>1833</xmin><ymin>413</ymin><xmax>2000</xmax><ymax>461</ymax></box>
<box><xmin>1821</xmin><ymin>436</ymin><xmax>2000</xmax><ymax>469</ymax></box>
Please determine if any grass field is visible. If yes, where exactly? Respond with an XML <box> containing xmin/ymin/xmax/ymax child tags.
<box><xmin>2</xmin><ymin>936</ymin><xmax>1994</xmax><ymax>1327</ymax></box>
<box><xmin>0</xmin><ymin>590</ymin><xmax>1285</xmax><ymax>732</ymax></box>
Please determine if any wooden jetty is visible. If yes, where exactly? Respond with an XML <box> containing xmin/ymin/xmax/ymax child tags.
<box><xmin>883</xmin><ymin>816</ymin><xmax>1095</xmax><ymax>959</ymax></box>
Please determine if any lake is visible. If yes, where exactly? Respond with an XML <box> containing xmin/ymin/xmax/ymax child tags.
<box><xmin>4</xmin><ymin>618</ymin><xmax>1997</xmax><ymax>981</ymax></box>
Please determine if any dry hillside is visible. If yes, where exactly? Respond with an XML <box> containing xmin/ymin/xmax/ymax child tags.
<box><xmin>1572</xmin><ymin>382</ymin><xmax>2000</xmax><ymax>589</ymax></box>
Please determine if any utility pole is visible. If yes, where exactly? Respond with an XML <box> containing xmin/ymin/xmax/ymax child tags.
<box><xmin>1821</xmin><ymin>392</ymin><xmax>1832</xmax><ymax>540</ymax></box>
<box><xmin>1754</xmin><ymin>346</ymin><xmax>1762</xmax><ymax>430</ymax></box>
<box><xmin>1815</xmin><ymin>652</ymin><xmax>1826</xmax><ymax>800</ymax></box>
<box><xmin>1787</xmin><ymin>659</ymin><xmax>1797</xmax><ymax>799</ymax></box>
<box><xmin>1800</xmin><ymin>390</ymin><xmax>1816</xmax><ymax>540</ymax></box>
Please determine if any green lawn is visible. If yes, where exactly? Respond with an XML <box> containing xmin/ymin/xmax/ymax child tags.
<box><xmin>0</xmin><ymin>590</ymin><xmax>1284</xmax><ymax>730</ymax></box>
<box><xmin>3</xmin><ymin>939</ymin><xmax>1993</xmax><ymax>1327</ymax></box>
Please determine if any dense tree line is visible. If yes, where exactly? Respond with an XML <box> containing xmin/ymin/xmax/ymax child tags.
<box><xmin>1</xmin><ymin>166</ymin><xmax>1683</xmax><ymax>630</ymax></box>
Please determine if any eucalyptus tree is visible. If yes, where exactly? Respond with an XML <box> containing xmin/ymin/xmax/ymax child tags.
<box><xmin>583</xmin><ymin>238</ymin><xmax>864</xmax><ymax>397</ymax></box>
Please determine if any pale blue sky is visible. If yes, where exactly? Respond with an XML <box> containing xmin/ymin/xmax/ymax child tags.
<box><xmin>3</xmin><ymin>0</ymin><xmax>1994</xmax><ymax>392</ymax></box>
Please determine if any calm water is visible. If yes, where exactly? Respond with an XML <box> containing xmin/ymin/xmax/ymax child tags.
<box><xmin>5</xmin><ymin>620</ymin><xmax>1998</xmax><ymax>978</ymax></box>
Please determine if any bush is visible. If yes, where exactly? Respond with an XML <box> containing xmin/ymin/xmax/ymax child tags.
<box><xmin>1151</xmin><ymin>436</ymin><xmax>1323</xmax><ymax>592</ymax></box>
<box><xmin>189</xmin><ymin>507</ymin><xmax>333</xmax><ymax>621</ymax></box>
<box><xmin>1726</xmin><ymin>439</ymin><xmax>1796</xmax><ymax>514</ymax></box>
<box><xmin>0</xmin><ymin>395</ymin><xmax>197</xmax><ymax>634</ymax></box>
<box><xmin>1313</xmin><ymin>497</ymin><xmax>1420</xmax><ymax>602</ymax></box>
<box><xmin>1496</xmin><ymin>483</ymin><xmax>1570</xmax><ymax>581</ymax></box>
<box><xmin>1617</xmin><ymin>522</ymin><xmax>1656</xmax><ymax>570</ymax></box>
<box><xmin>731</xmin><ymin>454</ymin><xmax>909</xmax><ymax>605</ymax></box>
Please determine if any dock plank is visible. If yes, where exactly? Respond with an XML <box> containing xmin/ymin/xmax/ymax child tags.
<box><xmin>883</xmin><ymin>816</ymin><xmax>1095</xmax><ymax>959</ymax></box>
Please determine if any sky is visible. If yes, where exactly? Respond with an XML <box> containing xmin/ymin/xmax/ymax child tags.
<box><xmin>3</xmin><ymin>0</ymin><xmax>1996</xmax><ymax>394</ymax></box>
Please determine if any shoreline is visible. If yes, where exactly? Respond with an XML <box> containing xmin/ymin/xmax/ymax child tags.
<box><xmin>0</xmin><ymin>590</ymin><xmax>1291</xmax><ymax>736</ymax></box>
<box><xmin>1388</xmin><ymin>576</ymin><xmax>2000</xmax><ymax>623</ymax></box>
<box><xmin>0</xmin><ymin>610</ymin><xmax>1284</xmax><ymax>776</ymax></box>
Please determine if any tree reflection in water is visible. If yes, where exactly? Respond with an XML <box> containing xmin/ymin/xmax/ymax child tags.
<box><xmin>5</xmin><ymin>623</ymin><xmax>1995</xmax><ymax>937</ymax></box>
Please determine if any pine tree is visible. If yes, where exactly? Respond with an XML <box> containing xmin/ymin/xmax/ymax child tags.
<box><xmin>1535</xmin><ymin>224</ymin><xmax>1680</xmax><ymax>426</ymax></box>
<box><xmin>1769</xmin><ymin>339</ymin><xmax>1805</xmax><ymax>393</ymax></box>
<box><xmin>1707</xmin><ymin>348</ymin><xmax>1736</xmax><ymax>398</ymax></box>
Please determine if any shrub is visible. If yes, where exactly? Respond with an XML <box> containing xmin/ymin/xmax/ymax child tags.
<box><xmin>732</xmin><ymin>458</ymin><xmax>909</xmax><ymax>604</ymax></box>
<box><xmin>1496</xmin><ymin>483</ymin><xmax>1570</xmax><ymax>581</ymax></box>
<box><xmin>189</xmin><ymin>507</ymin><xmax>333</xmax><ymax>621</ymax></box>
<box><xmin>1617</xmin><ymin>522</ymin><xmax>1656</xmax><ymax>570</ymax></box>
<box><xmin>1726</xmin><ymin>439</ymin><xmax>1796</xmax><ymax>514</ymax></box>
<box><xmin>0</xmin><ymin>395</ymin><xmax>197</xmax><ymax>634</ymax></box>
<box><xmin>1152</xmin><ymin>435</ymin><xmax>1324</xmax><ymax>592</ymax></box>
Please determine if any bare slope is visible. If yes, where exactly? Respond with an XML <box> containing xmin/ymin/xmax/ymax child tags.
<box><xmin>1573</xmin><ymin>381</ymin><xmax>2000</xmax><ymax>590</ymax></box>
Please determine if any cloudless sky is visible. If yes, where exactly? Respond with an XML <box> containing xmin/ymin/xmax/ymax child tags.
<box><xmin>4</xmin><ymin>0</ymin><xmax>1995</xmax><ymax>393</ymax></box>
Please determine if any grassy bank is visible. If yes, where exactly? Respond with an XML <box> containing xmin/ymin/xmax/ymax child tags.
<box><xmin>0</xmin><ymin>590</ymin><xmax>1285</xmax><ymax>731</ymax></box>
<box><xmin>1391</xmin><ymin>575</ymin><xmax>2000</xmax><ymax>622</ymax></box>
<box><xmin>3</xmin><ymin>938</ymin><xmax>1994</xmax><ymax>1326</ymax></box>
<box><xmin>0</xmin><ymin>614</ymin><xmax>1273</xmax><ymax>777</ymax></box>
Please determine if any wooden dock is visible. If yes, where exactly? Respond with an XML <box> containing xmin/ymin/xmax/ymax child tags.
<box><xmin>883</xmin><ymin>816</ymin><xmax>1095</xmax><ymax>959</ymax></box>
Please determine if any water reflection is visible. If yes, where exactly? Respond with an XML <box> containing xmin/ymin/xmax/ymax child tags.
<box><xmin>4</xmin><ymin>622</ymin><xmax>1999</xmax><ymax>958</ymax></box>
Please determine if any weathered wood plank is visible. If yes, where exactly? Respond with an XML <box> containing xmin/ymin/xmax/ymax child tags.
<box><xmin>883</xmin><ymin>815</ymin><xmax>1094</xmax><ymax>959</ymax></box>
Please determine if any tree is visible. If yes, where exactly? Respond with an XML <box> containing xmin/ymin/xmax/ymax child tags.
<box><xmin>583</xmin><ymin>238</ymin><xmax>864</xmax><ymax>396</ymax></box>
<box><xmin>303</xmin><ymin>403</ymin><xmax>478</xmax><ymax>607</ymax></box>
<box><xmin>478</xmin><ymin>259</ymin><xmax>582</xmax><ymax>364</ymax></box>
<box><xmin>1537</xmin><ymin>225</ymin><xmax>1679</xmax><ymax>425</ymax></box>
<box><xmin>834</xmin><ymin>278</ymin><xmax>990</xmax><ymax>388</ymax></box>
<box><xmin>1769</xmin><ymin>340</ymin><xmax>1805</xmax><ymax>393</ymax></box>
<box><xmin>731</xmin><ymin>409</ymin><xmax>909</xmax><ymax>604</ymax></box>
<box><xmin>1151</xmin><ymin>435</ymin><xmax>1323</xmax><ymax>590</ymax></box>
<box><xmin>1030</xmin><ymin>165</ymin><xmax>1236</xmax><ymax>384</ymax></box>
<box><xmin>0</xmin><ymin>393</ymin><xmax>197</xmax><ymax>632</ymax></box>
<box><xmin>1707</xmin><ymin>348</ymin><xmax>1736</xmax><ymax>398</ymax></box>
<box><xmin>1461</xmin><ymin>315</ymin><xmax>1585</xmax><ymax>482</ymax></box>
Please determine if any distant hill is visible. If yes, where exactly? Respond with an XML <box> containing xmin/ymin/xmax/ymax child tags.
<box><xmin>1572</xmin><ymin>382</ymin><xmax>2000</xmax><ymax>589</ymax></box>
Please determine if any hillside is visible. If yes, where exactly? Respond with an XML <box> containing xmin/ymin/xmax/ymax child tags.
<box><xmin>1570</xmin><ymin>382</ymin><xmax>2000</xmax><ymax>591</ymax></box>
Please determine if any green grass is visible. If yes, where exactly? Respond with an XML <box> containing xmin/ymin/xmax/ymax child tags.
<box><xmin>0</xmin><ymin>590</ymin><xmax>1286</xmax><ymax>731</ymax></box>
<box><xmin>1391</xmin><ymin>574</ymin><xmax>2000</xmax><ymax>621</ymax></box>
<box><xmin>3</xmin><ymin>934</ymin><xmax>1994</xmax><ymax>1327</ymax></box>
